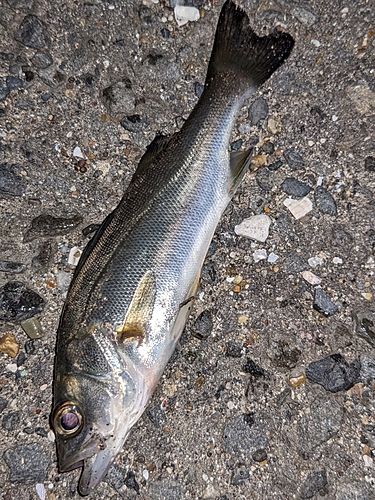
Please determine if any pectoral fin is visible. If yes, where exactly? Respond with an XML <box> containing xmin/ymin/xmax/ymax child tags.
<box><xmin>228</xmin><ymin>148</ymin><xmax>254</xmax><ymax>195</ymax></box>
<box><xmin>116</xmin><ymin>270</ymin><xmax>155</xmax><ymax>343</ymax></box>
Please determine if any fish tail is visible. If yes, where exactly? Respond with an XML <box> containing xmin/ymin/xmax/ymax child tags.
<box><xmin>206</xmin><ymin>0</ymin><xmax>294</xmax><ymax>91</ymax></box>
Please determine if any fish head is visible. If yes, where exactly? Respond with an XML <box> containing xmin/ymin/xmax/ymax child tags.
<box><xmin>53</xmin><ymin>362</ymin><xmax>147</xmax><ymax>495</ymax></box>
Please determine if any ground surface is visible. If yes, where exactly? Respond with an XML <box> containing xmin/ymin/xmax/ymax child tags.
<box><xmin>0</xmin><ymin>0</ymin><xmax>375</xmax><ymax>499</ymax></box>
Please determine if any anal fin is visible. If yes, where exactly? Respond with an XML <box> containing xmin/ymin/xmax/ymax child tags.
<box><xmin>228</xmin><ymin>148</ymin><xmax>254</xmax><ymax>195</ymax></box>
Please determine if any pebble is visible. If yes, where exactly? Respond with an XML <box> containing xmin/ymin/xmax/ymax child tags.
<box><xmin>252</xmin><ymin>248</ymin><xmax>267</xmax><ymax>263</ymax></box>
<box><xmin>120</xmin><ymin>114</ymin><xmax>149</xmax><ymax>132</ymax></box>
<box><xmin>291</xmin><ymin>4</ymin><xmax>317</xmax><ymax>26</ymax></box>
<box><xmin>314</xmin><ymin>186</ymin><xmax>337</xmax><ymax>215</ymax></box>
<box><xmin>281</xmin><ymin>177</ymin><xmax>311</xmax><ymax>197</ymax></box>
<box><xmin>0</xmin><ymin>261</ymin><xmax>26</xmax><ymax>274</ymax></box>
<box><xmin>248</xmin><ymin>97</ymin><xmax>268</xmax><ymax>125</ymax></box>
<box><xmin>267</xmin><ymin>159</ymin><xmax>283</xmax><ymax>171</ymax></box>
<box><xmin>0</xmin><ymin>163</ymin><xmax>26</xmax><ymax>197</ymax></box>
<box><xmin>6</xmin><ymin>363</ymin><xmax>18</xmax><ymax>373</ymax></box>
<box><xmin>6</xmin><ymin>76</ymin><xmax>24</xmax><ymax>90</ymax></box>
<box><xmin>2</xmin><ymin>411</ymin><xmax>21</xmax><ymax>431</ymax></box>
<box><xmin>230</xmin><ymin>138</ymin><xmax>242</xmax><ymax>151</ymax></box>
<box><xmin>313</xmin><ymin>288</ymin><xmax>338</xmax><ymax>317</ymax></box>
<box><xmin>252</xmin><ymin>154</ymin><xmax>267</xmax><ymax>168</ymax></box>
<box><xmin>363</xmin><ymin>455</ymin><xmax>373</xmax><ymax>468</ymax></box>
<box><xmin>234</xmin><ymin>214</ymin><xmax>271</xmax><ymax>242</ymax></box>
<box><xmin>355</xmin><ymin>310</ymin><xmax>375</xmax><ymax>347</ymax></box>
<box><xmin>237</xmin><ymin>314</ymin><xmax>248</xmax><ymax>324</ymax></box>
<box><xmin>3</xmin><ymin>443</ymin><xmax>50</xmax><ymax>482</ymax></box>
<box><xmin>24</xmin><ymin>214</ymin><xmax>83</xmax><ymax>242</ymax></box>
<box><xmin>364</xmin><ymin>156</ymin><xmax>375</xmax><ymax>172</ymax></box>
<box><xmin>106</xmin><ymin>464</ymin><xmax>126</xmax><ymax>492</ymax></box>
<box><xmin>299</xmin><ymin>469</ymin><xmax>327</xmax><ymax>499</ymax></box>
<box><xmin>283</xmin><ymin>149</ymin><xmax>304</xmax><ymax>170</ymax></box>
<box><xmin>31</xmin><ymin>50</ymin><xmax>53</xmax><ymax>69</ymax></box>
<box><xmin>289</xmin><ymin>373</ymin><xmax>306</xmax><ymax>388</ymax></box>
<box><xmin>223</xmin><ymin>414</ymin><xmax>268</xmax><ymax>459</ymax></box>
<box><xmin>284</xmin><ymin>197</ymin><xmax>313</xmax><ymax>219</ymax></box>
<box><xmin>36</xmin><ymin>483</ymin><xmax>46</xmax><ymax>500</ymax></box>
<box><xmin>72</xmin><ymin>146</ymin><xmax>84</xmax><ymax>158</ymax></box>
<box><xmin>194</xmin><ymin>82</ymin><xmax>204</xmax><ymax>99</ymax></box>
<box><xmin>14</xmin><ymin>15</ymin><xmax>49</xmax><ymax>49</ymax></box>
<box><xmin>32</xmin><ymin>240</ymin><xmax>55</xmax><ymax>271</ymax></box>
<box><xmin>226</xmin><ymin>341</ymin><xmax>242</xmax><ymax>358</ymax></box>
<box><xmin>302</xmin><ymin>270</ymin><xmax>321</xmax><ymax>285</ymax></box>
<box><xmin>243</xmin><ymin>359</ymin><xmax>266</xmax><ymax>377</ymax></box>
<box><xmin>0</xmin><ymin>333</ymin><xmax>19</xmax><ymax>357</ymax></box>
<box><xmin>361</xmin><ymin>292</ymin><xmax>372</xmax><ymax>301</ymax></box>
<box><xmin>256</xmin><ymin>167</ymin><xmax>274</xmax><ymax>191</ymax></box>
<box><xmin>267</xmin><ymin>117</ymin><xmax>279</xmax><ymax>135</ymax></box>
<box><xmin>267</xmin><ymin>252</ymin><xmax>279</xmax><ymax>263</ymax></box>
<box><xmin>285</xmin><ymin>252</ymin><xmax>306</xmax><ymax>273</ymax></box>
<box><xmin>125</xmin><ymin>470</ymin><xmax>140</xmax><ymax>493</ymax></box>
<box><xmin>102</xmin><ymin>79</ymin><xmax>135</xmax><ymax>117</ymax></box>
<box><xmin>252</xmin><ymin>448</ymin><xmax>267</xmax><ymax>462</ymax></box>
<box><xmin>146</xmin><ymin>403</ymin><xmax>167</xmax><ymax>429</ymax></box>
<box><xmin>359</xmin><ymin>356</ymin><xmax>375</xmax><ymax>385</ymax></box>
<box><xmin>174</xmin><ymin>6</ymin><xmax>200</xmax><ymax>26</ymax></box>
<box><xmin>21</xmin><ymin>317</ymin><xmax>45</xmax><ymax>339</ymax></box>
<box><xmin>332</xmin><ymin>257</ymin><xmax>343</xmax><ymax>264</ymax></box>
<box><xmin>192</xmin><ymin>310</ymin><xmax>213</xmax><ymax>339</ymax></box>
<box><xmin>0</xmin><ymin>281</ymin><xmax>44</xmax><ymax>323</ymax></box>
<box><xmin>306</xmin><ymin>354</ymin><xmax>360</xmax><ymax>392</ymax></box>
<box><xmin>0</xmin><ymin>397</ymin><xmax>8</xmax><ymax>413</ymax></box>
<box><xmin>308</xmin><ymin>256</ymin><xmax>323</xmax><ymax>268</ymax></box>
<box><xmin>68</xmin><ymin>246</ymin><xmax>82</xmax><ymax>266</ymax></box>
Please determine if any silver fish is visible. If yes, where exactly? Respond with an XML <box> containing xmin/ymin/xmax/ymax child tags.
<box><xmin>52</xmin><ymin>0</ymin><xmax>294</xmax><ymax>494</ymax></box>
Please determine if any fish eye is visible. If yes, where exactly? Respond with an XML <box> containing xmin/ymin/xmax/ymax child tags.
<box><xmin>53</xmin><ymin>402</ymin><xmax>83</xmax><ymax>436</ymax></box>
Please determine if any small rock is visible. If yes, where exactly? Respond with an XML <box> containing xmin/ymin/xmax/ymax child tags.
<box><xmin>20</xmin><ymin>317</ymin><xmax>44</xmax><ymax>339</ymax></box>
<box><xmin>313</xmin><ymin>288</ymin><xmax>338</xmax><ymax>317</ymax></box>
<box><xmin>285</xmin><ymin>252</ymin><xmax>306</xmax><ymax>273</ymax></box>
<box><xmin>120</xmin><ymin>114</ymin><xmax>149</xmax><ymax>133</ymax></box>
<box><xmin>35</xmin><ymin>483</ymin><xmax>46</xmax><ymax>500</ymax></box>
<box><xmin>230</xmin><ymin>139</ymin><xmax>243</xmax><ymax>151</ymax></box>
<box><xmin>274</xmin><ymin>341</ymin><xmax>301</xmax><ymax>369</ymax></box>
<box><xmin>24</xmin><ymin>213</ymin><xmax>83</xmax><ymax>242</ymax></box>
<box><xmin>2</xmin><ymin>411</ymin><xmax>21</xmax><ymax>431</ymax></box>
<box><xmin>267</xmin><ymin>252</ymin><xmax>279</xmax><ymax>263</ymax></box>
<box><xmin>192</xmin><ymin>310</ymin><xmax>213</xmax><ymax>339</ymax></box>
<box><xmin>0</xmin><ymin>397</ymin><xmax>8</xmax><ymax>413</ymax></box>
<box><xmin>223</xmin><ymin>414</ymin><xmax>268</xmax><ymax>459</ymax></box>
<box><xmin>289</xmin><ymin>373</ymin><xmax>306</xmax><ymax>388</ymax></box>
<box><xmin>308</xmin><ymin>256</ymin><xmax>323</xmax><ymax>268</ymax></box>
<box><xmin>31</xmin><ymin>50</ymin><xmax>53</xmax><ymax>69</ymax></box>
<box><xmin>32</xmin><ymin>240</ymin><xmax>55</xmax><ymax>271</ymax></box>
<box><xmin>281</xmin><ymin>177</ymin><xmax>311</xmax><ymax>197</ymax></box>
<box><xmin>252</xmin><ymin>448</ymin><xmax>267</xmax><ymax>462</ymax></box>
<box><xmin>0</xmin><ymin>163</ymin><xmax>26</xmax><ymax>197</ymax></box>
<box><xmin>201</xmin><ymin>261</ymin><xmax>218</xmax><ymax>285</ymax></box>
<box><xmin>243</xmin><ymin>359</ymin><xmax>266</xmax><ymax>377</ymax></box>
<box><xmin>102</xmin><ymin>78</ymin><xmax>135</xmax><ymax>117</ymax></box>
<box><xmin>226</xmin><ymin>342</ymin><xmax>242</xmax><ymax>358</ymax></box>
<box><xmin>284</xmin><ymin>197</ymin><xmax>313</xmax><ymax>219</ymax></box>
<box><xmin>68</xmin><ymin>246</ymin><xmax>82</xmax><ymax>266</ymax></box>
<box><xmin>248</xmin><ymin>97</ymin><xmax>268</xmax><ymax>125</ymax></box>
<box><xmin>299</xmin><ymin>469</ymin><xmax>327</xmax><ymax>499</ymax></box>
<box><xmin>253</xmin><ymin>248</ymin><xmax>267</xmax><ymax>263</ymax></box>
<box><xmin>174</xmin><ymin>6</ymin><xmax>200</xmax><ymax>27</ymax></box>
<box><xmin>267</xmin><ymin>117</ymin><xmax>279</xmax><ymax>135</ymax></box>
<box><xmin>106</xmin><ymin>464</ymin><xmax>126</xmax><ymax>491</ymax></box>
<box><xmin>306</xmin><ymin>354</ymin><xmax>360</xmax><ymax>392</ymax></box>
<box><xmin>146</xmin><ymin>404</ymin><xmax>167</xmax><ymax>429</ymax></box>
<box><xmin>332</xmin><ymin>257</ymin><xmax>343</xmax><ymax>264</ymax></box>
<box><xmin>72</xmin><ymin>146</ymin><xmax>84</xmax><ymax>158</ymax></box>
<box><xmin>125</xmin><ymin>470</ymin><xmax>140</xmax><ymax>494</ymax></box>
<box><xmin>256</xmin><ymin>167</ymin><xmax>274</xmax><ymax>191</ymax></box>
<box><xmin>161</xmin><ymin>28</ymin><xmax>170</xmax><ymax>39</ymax></box>
<box><xmin>314</xmin><ymin>187</ymin><xmax>337</xmax><ymax>215</ymax></box>
<box><xmin>261</xmin><ymin>141</ymin><xmax>275</xmax><ymax>155</ymax></box>
<box><xmin>0</xmin><ymin>282</ymin><xmax>44</xmax><ymax>323</ymax></box>
<box><xmin>267</xmin><ymin>159</ymin><xmax>283</xmax><ymax>171</ymax></box>
<box><xmin>291</xmin><ymin>4</ymin><xmax>318</xmax><ymax>27</ymax></box>
<box><xmin>3</xmin><ymin>443</ymin><xmax>49</xmax><ymax>482</ymax></box>
<box><xmin>14</xmin><ymin>15</ymin><xmax>49</xmax><ymax>49</ymax></box>
<box><xmin>283</xmin><ymin>149</ymin><xmax>304</xmax><ymax>170</ymax></box>
<box><xmin>194</xmin><ymin>82</ymin><xmax>204</xmax><ymax>99</ymax></box>
<box><xmin>302</xmin><ymin>270</ymin><xmax>321</xmax><ymax>285</ymax></box>
<box><xmin>0</xmin><ymin>333</ymin><xmax>19</xmax><ymax>357</ymax></box>
<box><xmin>364</xmin><ymin>156</ymin><xmax>375</xmax><ymax>172</ymax></box>
<box><xmin>16</xmin><ymin>351</ymin><xmax>26</xmax><ymax>367</ymax></box>
<box><xmin>0</xmin><ymin>80</ymin><xmax>10</xmax><ymax>101</ymax></box>
<box><xmin>0</xmin><ymin>261</ymin><xmax>26</xmax><ymax>274</ymax></box>
<box><xmin>355</xmin><ymin>310</ymin><xmax>375</xmax><ymax>347</ymax></box>
<box><xmin>252</xmin><ymin>154</ymin><xmax>267</xmax><ymax>168</ymax></box>
<box><xmin>6</xmin><ymin>76</ymin><xmax>24</xmax><ymax>90</ymax></box>
<box><xmin>237</xmin><ymin>314</ymin><xmax>248</xmax><ymax>324</ymax></box>
<box><xmin>234</xmin><ymin>214</ymin><xmax>271</xmax><ymax>242</ymax></box>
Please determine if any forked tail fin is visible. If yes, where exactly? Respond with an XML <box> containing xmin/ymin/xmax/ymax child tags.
<box><xmin>206</xmin><ymin>0</ymin><xmax>294</xmax><ymax>89</ymax></box>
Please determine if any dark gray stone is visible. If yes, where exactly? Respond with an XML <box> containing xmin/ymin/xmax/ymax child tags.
<box><xmin>0</xmin><ymin>397</ymin><xmax>8</xmax><ymax>413</ymax></box>
<box><xmin>0</xmin><ymin>164</ymin><xmax>26</xmax><ymax>197</ymax></box>
<box><xmin>16</xmin><ymin>351</ymin><xmax>26</xmax><ymax>366</ymax></box>
<box><xmin>223</xmin><ymin>414</ymin><xmax>268</xmax><ymax>459</ymax></box>
<box><xmin>0</xmin><ymin>261</ymin><xmax>26</xmax><ymax>274</ymax></box>
<box><xmin>2</xmin><ymin>411</ymin><xmax>20</xmax><ymax>431</ymax></box>
<box><xmin>226</xmin><ymin>341</ymin><xmax>242</xmax><ymax>358</ymax></box>
<box><xmin>120</xmin><ymin>114</ymin><xmax>149</xmax><ymax>133</ymax></box>
<box><xmin>306</xmin><ymin>354</ymin><xmax>360</xmax><ymax>393</ymax></box>
<box><xmin>0</xmin><ymin>281</ymin><xmax>44</xmax><ymax>323</ymax></box>
<box><xmin>0</xmin><ymin>80</ymin><xmax>10</xmax><ymax>101</ymax></box>
<box><xmin>268</xmin><ymin>159</ymin><xmax>283</xmax><ymax>171</ymax></box>
<box><xmin>201</xmin><ymin>261</ymin><xmax>218</xmax><ymax>285</ymax></box>
<box><xmin>248</xmin><ymin>97</ymin><xmax>268</xmax><ymax>125</ymax></box>
<box><xmin>192</xmin><ymin>310</ymin><xmax>213</xmax><ymax>339</ymax></box>
<box><xmin>284</xmin><ymin>149</ymin><xmax>304</xmax><ymax>170</ymax></box>
<box><xmin>32</xmin><ymin>240</ymin><xmax>56</xmax><ymax>271</ymax></box>
<box><xmin>355</xmin><ymin>311</ymin><xmax>375</xmax><ymax>347</ymax></box>
<box><xmin>284</xmin><ymin>252</ymin><xmax>306</xmax><ymax>273</ymax></box>
<box><xmin>299</xmin><ymin>469</ymin><xmax>327</xmax><ymax>499</ymax></box>
<box><xmin>365</xmin><ymin>156</ymin><xmax>375</xmax><ymax>172</ymax></box>
<box><xmin>252</xmin><ymin>448</ymin><xmax>267</xmax><ymax>462</ymax></box>
<box><xmin>146</xmin><ymin>403</ymin><xmax>167</xmax><ymax>429</ymax></box>
<box><xmin>14</xmin><ymin>15</ymin><xmax>49</xmax><ymax>49</ymax></box>
<box><xmin>125</xmin><ymin>471</ymin><xmax>140</xmax><ymax>493</ymax></box>
<box><xmin>243</xmin><ymin>359</ymin><xmax>266</xmax><ymax>377</ymax></box>
<box><xmin>106</xmin><ymin>464</ymin><xmax>126</xmax><ymax>491</ymax></box>
<box><xmin>256</xmin><ymin>168</ymin><xmax>274</xmax><ymax>191</ymax></box>
<box><xmin>230</xmin><ymin>139</ymin><xmax>243</xmax><ymax>151</ymax></box>
<box><xmin>292</xmin><ymin>4</ymin><xmax>318</xmax><ymax>27</ymax></box>
<box><xmin>314</xmin><ymin>186</ymin><xmax>337</xmax><ymax>215</ymax></box>
<box><xmin>281</xmin><ymin>177</ymin><xmax>311</xmax><ymax>197</ymax></box>
<box><xmin>194</xmin><ymin>82</ymin><xmax>204</xmax><ymax>99</ymax></box>
<box><xmin>6</xmin><ymin>76</ymin><xmax>24</xmax><ymax>90</ymax></box>
<box><xmin>360</xmin><ymin>356</ymin><xmax>375</xmax><ymax>385</ymax></box>
<box><xmin>24</xmin><ymin>213</ymin><xmax>83</xmax><ymax>242</ymax></box>
<box><xmin>31</xmin><ymin>50</ymin><xmax>53</xmax><ymax>69</ymax></box>
<box><xmin>3</xmin><ymin>443</ymin><xmax>49</xmax><ymax>482</ymax></box>
<box><xmin>313</xmin><ymin>288</ymin><xmax>338</xmax><ymax>317</ymax></box>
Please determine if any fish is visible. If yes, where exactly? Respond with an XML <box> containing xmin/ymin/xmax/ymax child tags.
<box><xmin>51</xmin><ymin>0</ymin><xmax>294</xmax><ymax>495</ymax></box>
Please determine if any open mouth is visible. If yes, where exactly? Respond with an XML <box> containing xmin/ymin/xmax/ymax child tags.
<box><xmin>78</xmin><ymin>450</ymin><xmax>115</xmax><ymax>496</ymax></box>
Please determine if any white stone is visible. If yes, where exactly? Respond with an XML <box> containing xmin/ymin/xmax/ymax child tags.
<box><xmin>302</xmin><ymin>270</ymin><xmax>321</xmax><ymax>285</ymax></box>
<box><xmin>234</xmin><ymin>214</ymin><xmax>271</xmax><ymax>242</ymax></box>
<box><xmin>333</xmin><ymin>257</ymin><xmax>343</xmax><ymax>264</ymax></box>
<box><xmin>268</xmin><ymin>252</ymin><xmax>279</xmax><ymax>263</ymax></box>
<box><xmin>308</xmin><ymin>256</ymin><xmax>323</xmax><ymax>268</ymax></box>
<box><xmin>253</xmin><ymin>248</ymin><xmax>267</xmax><ymax>263</ymax></box>
<box><xmin>311</xmin><ymin>39</ymin><xmax>321</xmax><ymax>47</ymax></box>
<box><xmin>72</xmin><ymin>146</ymin><xmax>84</xmax><ymax>158</ymax></box>
<box><xmin>143</xmin><ymin>469</ymin><xmax>149</xmax><ymax>481</ymax></box>
<box><xmin>6</xmin><ymin>363</ymin><xmax>18</xmax><ymax>373</ymax></box>
<box><xmin>47</xmin><ymin>429</ymin><xmax>56</xmax><ymax>442</ymax></box>
<box><xmin>68</xmin><ymin>246</ymin><xmax>82</xmax><ymax>266</ymax></box>
<box><xmin>284</xmin><ymin>197</ymin><xmax>313</xmax><ymax>219</ymax></box>
<box><xmin>332</xmin><ymin>114</ymin><xmax>338</xmax><ymax>121</ymax></box>
<box><xmin>56</xmin><ymin>271</ymin><xmax>72</xmax><ymax>292</ymax></box>
<box><xmin>36</xmin><ymin>484</ymin><xmax>46</xmax><ymax>500</ymax></box>
<box><xmin>363</xmin><ymin>455</ymin><xmax>373</xmax><ymax>467</ymax></box>
<box><xmin>317</xmin><ymin>176</ymin><xmax>323</xmax><ymax>186</ymax></box>
<box><xmin>174</xmin><ymin>6</ymin><xmax>200</xmax><ymax>26</ymax></box>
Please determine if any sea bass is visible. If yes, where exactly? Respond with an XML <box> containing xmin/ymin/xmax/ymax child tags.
<box><xmin>52</xmin><ymin>0</ymin><xmax>294</xmax><ymax>494</ymax></box>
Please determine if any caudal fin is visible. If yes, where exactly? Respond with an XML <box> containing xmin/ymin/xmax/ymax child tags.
<box><xmin>206</xmin><ymin>0</ymin><xmax>294</xmax><ymax>88</ymax></box>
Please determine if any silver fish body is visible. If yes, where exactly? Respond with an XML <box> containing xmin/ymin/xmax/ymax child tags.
<box><xmin>52</xmin><ymin>0</ymin><xmax>294</xmax><ymax>494</ymax></box>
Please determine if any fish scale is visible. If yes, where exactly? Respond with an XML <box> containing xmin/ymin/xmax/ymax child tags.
<box><xmin>52</xmin><ymin>1</ymin><xmax>294</xmax><ymax>494</ymax></box>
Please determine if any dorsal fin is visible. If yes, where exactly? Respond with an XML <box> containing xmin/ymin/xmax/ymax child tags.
<box><xmin>116</xmin><ymin>270</ymin><xmax>155</xmax><ymax>344</ymax></box>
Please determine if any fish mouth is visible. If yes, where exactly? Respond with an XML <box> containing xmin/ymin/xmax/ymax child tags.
<box><xmin>78</xmin><ymin>449</ymin><xmax>115</xmax><ymax>496</ymax></box>
<box><xmin>57</xmin><ymin>435</ymin><xmax>104</xmax><ymax>474</ymax></box>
